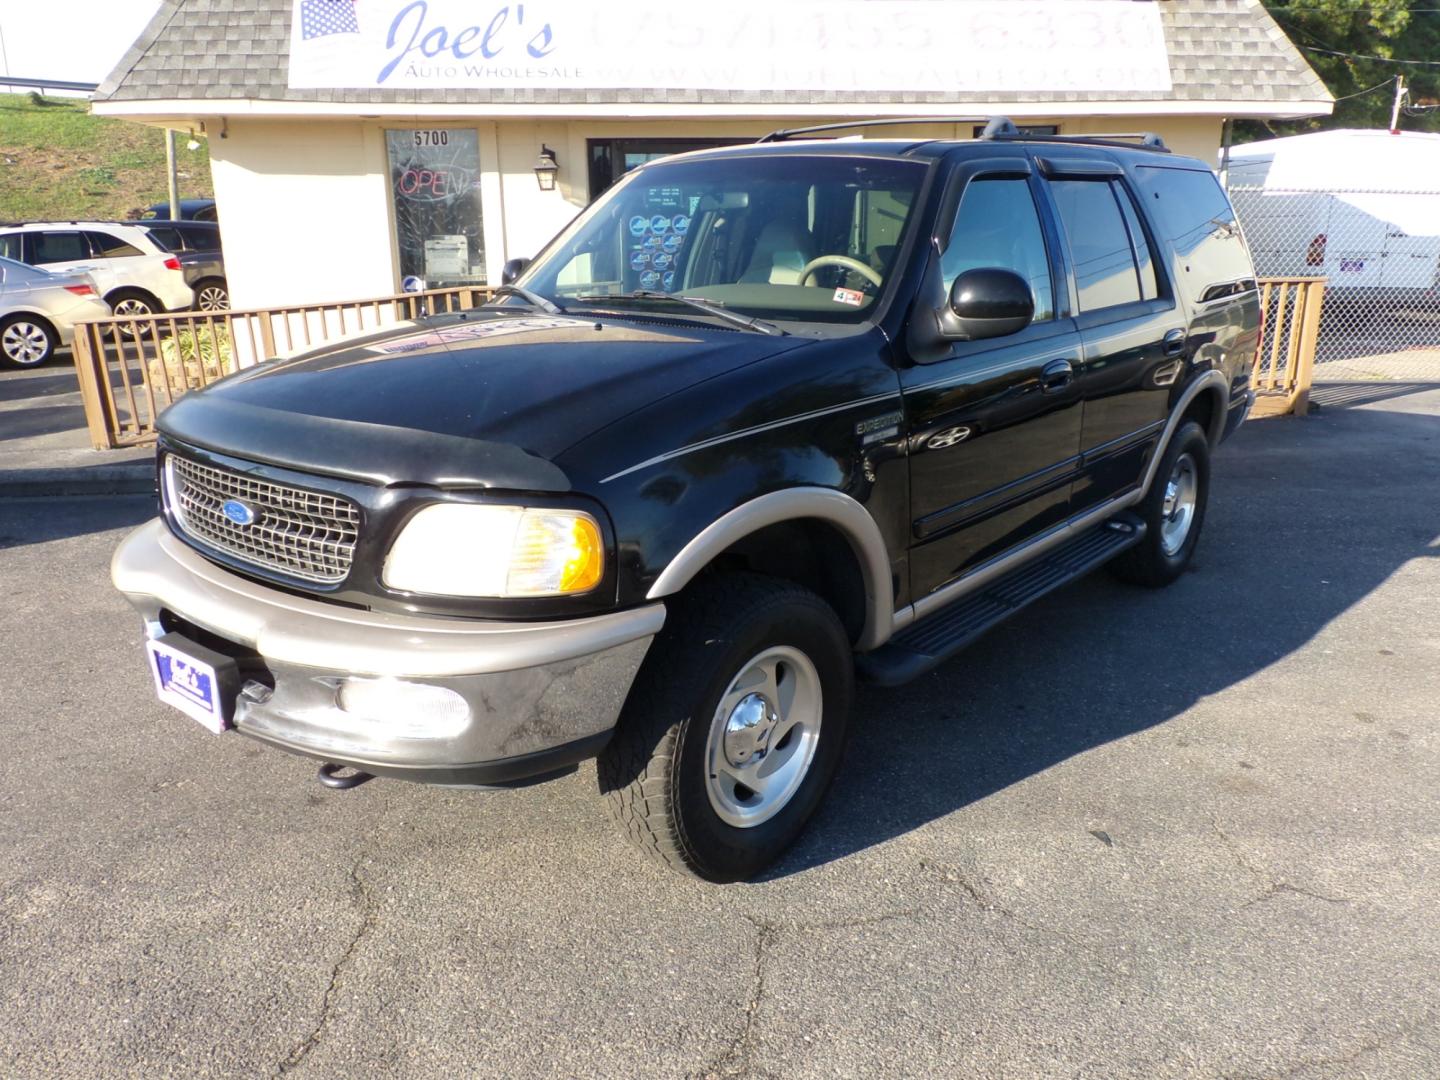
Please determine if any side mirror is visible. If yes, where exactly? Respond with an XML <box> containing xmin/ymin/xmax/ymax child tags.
<box><xmin>940</xmin><ymin>268</ymin><xmax>1035</xmax><ymax>341</ymax></box>
<box><xmin>501</xmin><ymin>257</ymin><xmax>531</xmax><ymax>285</ymax></box>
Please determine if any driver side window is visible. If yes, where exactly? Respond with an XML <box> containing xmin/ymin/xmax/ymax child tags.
<box><xmin>941</xmin><ymin>179</ymin><xmax>1054</xmax><ymax>322</ymax></box>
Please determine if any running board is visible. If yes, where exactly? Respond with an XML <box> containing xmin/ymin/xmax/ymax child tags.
<box><xmin>857</xmin><ymin>514</ymin><xmax>1147</xmax><ymax>687</ymax></box>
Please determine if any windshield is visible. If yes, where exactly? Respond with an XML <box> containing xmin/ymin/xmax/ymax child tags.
<box><xmin>517</xmin><ymin>153</ymin><xmax>927</xmax><ymax>324</ymax></box>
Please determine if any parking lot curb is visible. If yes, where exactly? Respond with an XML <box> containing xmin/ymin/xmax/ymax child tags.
<box><xmin>0</xmin><ymin>465</ymin><xmax>156</xmax><ymax>498</ymax></box>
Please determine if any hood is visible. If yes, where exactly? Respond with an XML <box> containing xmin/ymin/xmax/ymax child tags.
<box><xmin>158</xmin><ymin>310</ymin><xmax>810</xmax><ymax>488</ymax></box>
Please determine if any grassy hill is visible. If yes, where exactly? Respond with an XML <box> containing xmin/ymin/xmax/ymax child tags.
<box><xmin>0</xmin><ymin>92</ymin><xmax>212</xmax><ymax>222</ymax></box>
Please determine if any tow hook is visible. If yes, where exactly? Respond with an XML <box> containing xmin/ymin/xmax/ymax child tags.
<box><xmin>317</xmin><ymin>762</ymin><xmax>374</xmax><ymax>790</ymax></box>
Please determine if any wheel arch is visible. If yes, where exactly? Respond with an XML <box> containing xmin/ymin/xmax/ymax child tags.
<box><xmin>104</xmin><ymin>286</ymin><xmax>163</xmax><ymax>311</ymax></box>
<box><xmin>1142</xmin><ymin>371</ymin><xmax>1228</xmax><ymax>498</ymax></box>
<box><xmin>645</xmin><ymin>488</ymin><xmax>894</xmax><ymax>652</ymax></box>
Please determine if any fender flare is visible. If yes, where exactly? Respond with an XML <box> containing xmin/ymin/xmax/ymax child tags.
<box><xmin>645</xmin><ymin>487</ymin><xmax>894</xmax><ymax>651</ymax></box>
<box><xmin>1142</xmin><ymin>370</ymin><xmax>1228</xmax><ymax>497</ymax></box>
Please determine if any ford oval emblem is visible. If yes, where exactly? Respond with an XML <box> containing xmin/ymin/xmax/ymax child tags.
<box><xmin>222</xmin><ymin>499</ymin><xmax>257</xmax><ymax>526</ymax></box>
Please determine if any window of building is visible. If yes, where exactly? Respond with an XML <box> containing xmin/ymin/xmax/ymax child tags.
<box><xmin>386</xmin><ymin>129</ymin><xmax>486</xmax><ymax>288</ymax></box>
<box><xmin>1049</xmin><ymin>180</ymin><xmax>1143</xmax><ymax>312</ymax></box>
<box><xmin>587</xmin><ymin>138</ymin><xmax>748</xmax><ymax>200</ymax></box>
<box><xmin>942</xmin><ymin>178</ymin><xmax>1054</xmax><ymax>321</ymax></box>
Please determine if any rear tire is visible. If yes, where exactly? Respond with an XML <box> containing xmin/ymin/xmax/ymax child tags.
<box><xmin>1109</xmin><ymin>420</ymin><xmax>1210</xmax><ymax>588</ymax></box>
<box><xmin>0</xmin><ymin>315</ymin><xmax>56</xmax><ymax>368</ymax></box>
<box><xmin>193</xmin><ymin>279</ymin><xmax>229</xmax><ymax>312</ymax></box>
<box><xmin>598</xmin><ymin>573</ymin><xmax>854</xmax><ymax>882</ymax></box>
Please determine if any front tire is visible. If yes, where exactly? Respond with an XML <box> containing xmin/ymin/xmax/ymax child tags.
<box><xmin>193</xmin><ymin>279</ymin><xmax>229</xmax><ymax>312</ymax></box>
<box><xmin>1110</xmin><ymin>419</ymin><xmax>1210</xmax><ymax>588</ymax></box>
<box><xmin>599</xmin><ymin>573</ymin><xmax>854</xmax><ymax>882</ymax></box>
<box><xmin>0</xmin><ymin>315</ymin><xmax>56</xmax><ymax>368</ymax></box>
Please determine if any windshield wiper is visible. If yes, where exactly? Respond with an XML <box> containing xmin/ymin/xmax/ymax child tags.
<box><xmin>572</xmin><ymin>291</ymin><xmax>785</xmax><ymax>336</ymax></box>
<box><xmin>488</xmin><ymin>283</ymin><xmax>565</xmax><ymax>315</ymax></box>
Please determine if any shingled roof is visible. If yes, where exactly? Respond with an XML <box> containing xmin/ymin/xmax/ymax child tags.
<box><xmin>95</xmin><ymin>0</ymin><xmax>1331</xmax><ymax>113</ymax></box>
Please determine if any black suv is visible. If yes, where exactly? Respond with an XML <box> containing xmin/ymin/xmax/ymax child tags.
<box><xmin>113</xmin><ymin>120</ymin><xmax>1259</xmax><ymax>882</ymax></box>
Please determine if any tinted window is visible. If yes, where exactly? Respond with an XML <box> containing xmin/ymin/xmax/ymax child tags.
<box><xmin>1050</xmin><ymin>180</ymin><xmax>1142</xmax><ymax>312</ymax></box>
<box><xmin>145</xmin><ymin>226</ymin><xmax>183</xmax><ymax>252</ymax></box>
<box><xmin>195</xmin><ymin>205</ymin><xmax>218</xmax><ymax>222</ymax></box>
<box><xmin>178</xmin><ymin>224</ymin><xmax>220</xmax><ymax>250</ymax></box>
<box><xmin>0</xmin><ymin>234</ymin><xmax>22</xmax><ymax>262</ymax></box>
<box><xmin>1135</xmin><ymin>166</ymin><xmax>1255</xmax><ymax>304</ymax></box>
<box><xmin>942</xmin><ymin>178</ymin><xmax>1054</xmax><ymax>321</ymax></box>
<box><xmin>87</xmin><ymin>232</ymin><xmax>145</xmax><ymax>258</ymax></box>
<box><xmin>1114</xmin><ymin>183</ymin><xmax>1159</xmax><ymax>301</ymax></box>
<box><xmin>32</xmin><ymin>231</ymin><xmax>90</xmax><ymax>264</ymax></box>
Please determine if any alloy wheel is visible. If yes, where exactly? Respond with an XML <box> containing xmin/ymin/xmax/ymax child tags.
<box><xmin>1</xmin><ymin>321</ymin><xmax>50</xmax><ymax>365</ymax></box>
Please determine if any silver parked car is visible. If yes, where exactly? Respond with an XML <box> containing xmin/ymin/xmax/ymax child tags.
<box><xmin>0</xmin><ymin>255</ymin><xmax>111</xmax><ymax>368</ymax></box>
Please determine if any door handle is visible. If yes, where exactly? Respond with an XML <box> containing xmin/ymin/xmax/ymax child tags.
<box><xmin>1162</xmin><ymin>329</ymin><xmax>1186</xmax><ymax>358</ymax></box>
<box><xmin>1040</xmin><ymin>358</ymin><xmax>1074</xmax><ymax>393</ymax></box>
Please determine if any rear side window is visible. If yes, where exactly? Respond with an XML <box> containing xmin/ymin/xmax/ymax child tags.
<box><xmin>1049</xmin><ymin>180</ymin><xmax>1142</xmax><ymax>312</ymax></box>
<box><xmin>145</xmin><ymin>226</ymin><xmax>183</xmax><ymax>252</ymax></box>
<box><xmin>1114</xmin><ymin>184</ymin><xmax>1159</xmax><ymax>301</ymax></box>
<box><xmin>32</xmin><ymin>231</ymin><xmax>90</xmax><ymax>263</ymax></box>
<box><xmin>87</xmin><ymin>231</ymin><xmax>145</xmax><ymax>258</ymax></box>
<box><xmin>178</xmin><ymin>224</ymin><xmax>220</xmax><ymax>250</ymax></box>
<box><xmin>1134</xmin><ymin>166</ymin><xmax>1255</xmax><ymax>304</ymax></box>
<box><xmin>0</xmin><ymin>234</ymin><xmax>22</xmax><ymax>262</ymax></box>
<box><xmin>942</xmin><ymin>178</ymin><xmax>1055</xmax><ymax>321</ymax></box>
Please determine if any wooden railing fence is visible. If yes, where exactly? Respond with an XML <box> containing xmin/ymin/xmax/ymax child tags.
<box><xmin>70</xmin><ymin>275</ymin><xmax>1325</xmax><ymax>450</ymax></box>
<box><xmin>1251</xmin><ymin>276</ymin><xmax>1327</xmax><ymax>418</ymax></box>
<box><xmin>71</xmin><ymin>285</ymin><xmax>493</xmax><ymax>450</ymax></box>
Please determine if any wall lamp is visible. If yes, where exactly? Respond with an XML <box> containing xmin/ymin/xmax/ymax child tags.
<box><xmin>533</xmin><ymin>145</ymin><xmax>559</xmax><ymax>191</ymax></box>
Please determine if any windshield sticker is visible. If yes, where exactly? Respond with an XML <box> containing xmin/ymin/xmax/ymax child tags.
<box><xmin>629</xmin><ymin>216</ymin><xmax>649</xmax><ymax>237</ymax></box>
<box><xmin>833</xmin><ymin>287</ymin><xmax>866</xmax><ymax>307</ymax></box>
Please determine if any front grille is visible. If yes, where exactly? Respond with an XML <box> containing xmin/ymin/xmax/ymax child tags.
<box><xmin>166</xmin><ymin>455</ymin><xmax>360</xmax><ymax>583</ymax></box>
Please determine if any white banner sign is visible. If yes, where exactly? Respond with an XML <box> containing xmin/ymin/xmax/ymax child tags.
<box><xmin>289</xmin><ymin>0</ymin><xmax>1172</xmax><ymax>94</ymax></box>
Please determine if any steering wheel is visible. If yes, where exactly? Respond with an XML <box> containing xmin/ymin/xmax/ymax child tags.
<box><xmin>797</xmin><ymin>255</ymin><xmax>883</xmax><ymax>289</ymax></box>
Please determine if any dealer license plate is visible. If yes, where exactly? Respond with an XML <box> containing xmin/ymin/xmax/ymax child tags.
<box><xmin>146</xmin><ymin>637</ymin><xmax>230</xmax><ymax>734</ymax></box>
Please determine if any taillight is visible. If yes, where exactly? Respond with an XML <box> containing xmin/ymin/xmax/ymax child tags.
<box><xmin>163</xmin><ymin>256</ymin><xmax>182</xmax><ymax>271</ymax></box>
<box><xmin>64</xmin><ymin>284</ymin><xmax>96</xmax><ymax>297</ymax></box>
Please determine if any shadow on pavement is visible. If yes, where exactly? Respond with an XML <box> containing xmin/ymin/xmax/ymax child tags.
<box><xmin>773</xmin><ymin>399</ymin><xmax>1440</xmax><ymax>878</ymax></box>
<box><xmin>1310</xmin><ymin>381</ymin><xmax>1440</xmax><ymax>411</ymax></box>
<box><xmin>0</xmin><ymin>494</ymin><xmax>155</xmax><ymax>550</ymax></box>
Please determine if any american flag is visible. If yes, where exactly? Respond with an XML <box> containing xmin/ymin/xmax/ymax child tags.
<box><xmin>300</xmin><ymin>0</ymin><xmax>360</xmax><ymax>40</ymax></box>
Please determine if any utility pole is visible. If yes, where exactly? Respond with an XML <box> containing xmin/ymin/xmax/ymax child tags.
<box><xmin>1390</xmin><ymin>74</ymin><xmax>1406</xmax><ymax>133</ymax></box>
<box><xmin>165</xmin><ymin>129</ymin><xmax>180</xmax><ymax>219</ymax></box>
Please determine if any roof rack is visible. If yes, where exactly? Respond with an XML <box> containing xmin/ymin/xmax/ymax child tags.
<box><xmin>756</xmin><ymin>116</ymin><xmax>1001</xmax><ymax>143</ymax></box>
<box><xmin>986</xmin><ymin>128</ymin><xmax>1171</xmax><ymax>153</ymax></box>
<box><xmin>756</xmin><ymin>115</ymin><xmax>1169</xmax><ymax>152</ymax></box>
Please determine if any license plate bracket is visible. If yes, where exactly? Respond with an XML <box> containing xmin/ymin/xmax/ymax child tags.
<box><xmin>145</xmin><ymin>632</ymin><xmax>241</xmax><ymax>735</ymax></box>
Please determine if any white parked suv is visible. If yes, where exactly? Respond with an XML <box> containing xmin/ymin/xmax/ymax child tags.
<box><xmin>0</xmin><ymin>222</ymin><xmax>194</xmax><ymax>318</ymax></box>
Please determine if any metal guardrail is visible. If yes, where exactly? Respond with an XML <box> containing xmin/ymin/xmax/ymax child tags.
<box><xmin>1252</xmin><ymin>277</ymin><xmax>1327</xmax><ymax>418</ymax></box>
<box><xmin>71</xmin><ymin>286</ymin><xmax>493</xmax><ymax>450</ymax></box>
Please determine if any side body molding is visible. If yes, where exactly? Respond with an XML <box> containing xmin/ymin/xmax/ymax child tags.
<box><xmin>646</xmin><ymin>488</ymin><xmax>895</xmax><ymax>652</ymax></box>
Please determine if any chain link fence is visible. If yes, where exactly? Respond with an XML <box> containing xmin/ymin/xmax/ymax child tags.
<box><xmin>1228</xmin><ymin>185</ymin><xmax>1440</xmax><ymax>383</ymax></box>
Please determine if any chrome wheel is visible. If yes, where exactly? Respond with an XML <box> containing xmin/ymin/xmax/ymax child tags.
<box><xmin>1</xmin><ymin>320</ymin><xmax>51</xmax><ymax>365</ymax></box>
<box><xmin>111</xmin><ymin>297</ymin><xmax>153</xmax><ymax>318</ymax></box>
<box><xmin>1159</xmin><ymin>452</ymin><xmax>1199</xmax><ymax>556</ymax></box>
<box><xmin>704</xmin><ymin>645</ymin><xmax>823</xmax><ymax>829</ymax></box>
<box><xmin>196</xmin><ymin>285</ymin><xmax>228</xmax><ymax>312</ymax></box>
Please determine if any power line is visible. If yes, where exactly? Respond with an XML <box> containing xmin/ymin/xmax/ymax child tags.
<box><xmin>1299</xmin><ymin>44</ymin><xmax>1440</xmax><ymax>66</ymax></box>
<box><xmin>1331</xmin><ymin>75</ymin><xmax>1402</xmax><ymax>101</ymax></box>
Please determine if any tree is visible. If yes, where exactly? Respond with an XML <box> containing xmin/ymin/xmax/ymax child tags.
<box><xmin>1237</xmin><ymin>0</ymin><xmax>1440</xmax><ymax>141</ymax></box>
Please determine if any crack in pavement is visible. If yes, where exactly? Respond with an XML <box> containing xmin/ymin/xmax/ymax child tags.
<box><xmin>691</xmin><ymin>915</ymin><xmax>777</xmax><ymax>1080</ymax></box>
<box><xmin>1224</xmin><ymin>1007</ymin><xmax>1435</xmax><ymax>1079</ymax></box>
<box><xmin>273</xmin><ymin>846</ymin><xmax>379</xmax><ymax>1077</ymax></box>
<box><xmin>1210</xmin><ymin>817</ymin><xmax>1349</xmax><ymax>909</ymax></box>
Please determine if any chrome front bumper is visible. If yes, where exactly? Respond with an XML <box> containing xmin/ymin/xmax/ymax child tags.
<box><xmin>112</xmin><ymin>520</ymin><xmax>664</xmax><ymax>785</ymax></box>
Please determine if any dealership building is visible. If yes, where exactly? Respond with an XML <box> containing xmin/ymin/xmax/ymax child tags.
<box><xmin>94</xmin><ymin>0</ymin><xmax>1330</xmax><ymax>311</ymax></box>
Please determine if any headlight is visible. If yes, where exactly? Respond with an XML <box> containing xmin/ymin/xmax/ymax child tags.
<box><xmin>382</xmin><ymin>504</ymin><xmax>604</xmax><ymax>597</ymax></box>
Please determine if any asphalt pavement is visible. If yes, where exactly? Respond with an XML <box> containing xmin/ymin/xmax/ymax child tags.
<box><xmin>1</xmin><ymin>384</ymin><xmax>1438</xmax><ymax>1079</ymax></box>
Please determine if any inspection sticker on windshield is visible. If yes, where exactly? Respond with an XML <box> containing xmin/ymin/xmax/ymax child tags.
<box><xmin>832</xmin><ymin>287</ymin><xmax>866</xmax><ymax>307</ymax></box>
